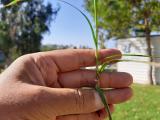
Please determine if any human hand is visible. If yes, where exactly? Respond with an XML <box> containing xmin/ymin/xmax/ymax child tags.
<box><xmin>0</xmin><ymin>49</ymin><xmax>133</xmax><ymax>120</ymax></box>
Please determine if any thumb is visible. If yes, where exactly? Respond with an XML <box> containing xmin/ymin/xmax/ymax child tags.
<box><xmin>37</xmin><ymin>87</ymin><xmax>104</xmax><ymax>116</ymax></box>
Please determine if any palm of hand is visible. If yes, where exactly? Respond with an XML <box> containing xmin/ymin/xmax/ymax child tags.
<box><xmin>0</xmin><ymin>49</ymin><xmax>133</xmax><ymax>120</ymax></box>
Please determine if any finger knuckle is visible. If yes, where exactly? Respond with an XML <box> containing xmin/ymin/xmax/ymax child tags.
<box><xmin>15</xmin><ymin>54</ymin><xmax>33</xmax><ymax>65</ymax></box>
<box><xmin>74</xmin><ymin>89</ymin><xmax>86</xmax><ymax>112</ymax></box>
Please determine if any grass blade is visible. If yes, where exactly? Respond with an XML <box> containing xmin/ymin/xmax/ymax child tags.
<box><xmin>4</xmin><ymin>0</ymin><xmax>22</xmax><ymax>7</ymax></box>
<box><xmin>93</xmin><ymin>1</ymin><xmax>112</xmax><ymax>120</ymax></box>
<box><xmin>117</xmin><ymin>59</ymin><xmax>160</xmax><ymax>67</ymax></box>
<box><xmin>99</xmin><ymin>58</ymin><xmax>119</xmax><ymax>73</ymax></box>
<box><xmin>94</xmin><ymin>0</ymin><xmax>99</xmax><ymax>72</ymax></box>
<box><xmin>58</xmin><ymin>0</ymin><xmax>98</xmax><ymax>49</ymax></box>
<box><xmin>94</xmin><ymin>0</ymin><xmax>98</xmax><ymax>50</ymax></box>
<box><xmin>99</xmin><ymin>58</ymin><xmax>160</xmax><ymax>74</ymax></box>
<box><xmin>95</xmin><ymin>85</ymin><xmax>112</xmax><ymax>120</ymax></box>
<box><xmin>59</xmin><ymin>1</ymin><xmax>112</xmax><ymax>119</ymax></box>
<box><xmin>99</xmin><ymin>53</ymin><xmax>160</xmax><ymax>73</ymax></box>
<box><xmin>123</xmin><ymin>53</ymin><xmax>160</xmax><ymax>58</ymax></box>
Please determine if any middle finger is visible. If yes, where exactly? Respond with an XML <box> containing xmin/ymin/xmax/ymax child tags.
<box><xmin>58</xmin><ymin>70</ymin><xmax>133</xmax><ymax>88</ymax></box>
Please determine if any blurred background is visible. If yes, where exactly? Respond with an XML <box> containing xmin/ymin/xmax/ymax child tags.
<box><xmin>0</xmin><ymin>0</ymin><xmax>160</xmax><ymax>119</ymax></box>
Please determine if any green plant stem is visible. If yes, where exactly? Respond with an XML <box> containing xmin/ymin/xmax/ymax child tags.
<box><xmin>93</xmin><ymin>0</ymin><xmax>112</xmax><ymax>120</ymax></box>
<box><xmin>58</xmin><ymin>1</ymin><xmax>113</xmax><ymax>119</ymax></box>
<box><xmin>123</xmin><ymin>53</ymin><xmax>160</xmax><ymax>58</ymax></box>
<box><xmin>58</xmin><ymin>0</ymin><xmax>97</xmax><ymax>48</ymax></box>
<box><xmin>94</xmin><ymin>0</ymin><xmax>99</xmax><ymax>73</ymax></box>
<box><xmin>94</xmin><ymin>0</ymin><xmax>98</xmax><ymax>48</ymax></box>
<box><xmin>95</xmin><ymin>86</ymin><xmax>112</xmax><ymax>120</ymax></box>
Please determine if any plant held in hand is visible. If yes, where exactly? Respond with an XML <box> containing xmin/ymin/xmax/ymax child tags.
<box><xmin>4</xmin><ymin>0</ymin><xmax>160</xmax><ymax>120</ymax></box>
<box><xmin>4</xmin><ymin>0</ymin><xmax>23</xmax><ymax>7</ymax></box>
<box><xmin>58</xmin><ymin>0</ymin><xmax>113</xmax><ymax>119</ymax></box>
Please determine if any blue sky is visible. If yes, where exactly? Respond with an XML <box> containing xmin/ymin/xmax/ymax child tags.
<box><xmin>43</xmin><ymin>0</ymin><xmax>95</xmax><ymax>48</ymax></box>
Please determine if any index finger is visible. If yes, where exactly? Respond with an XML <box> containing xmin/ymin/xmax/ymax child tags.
<box><xmin>34</xmin><ymin>49</ymin><xmax>121</xmax><ymax>72</ymax></box>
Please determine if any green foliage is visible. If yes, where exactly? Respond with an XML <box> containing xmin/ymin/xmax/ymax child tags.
<box><xmin>59</xmin><ymin>0</ymin><xmax>112</xmax><ymax>119</ymax></box>
<box><xmin>0</xmin><ymin>0</ymin><xmax>59</xmax><ymax>56</ymax></box>
<box><xmin>0</xmin><ymin>22</ymin><xmax>13</xmax><ymax>57</ymax></box>
<box><xmin>129</xmin><ymin>0</ymin><xmax>160</xmax><ymax>31</ymax></box>
<box><xmin>5</xmin><ymin>1</ymin><xmax>160</xmax><ymax>119</ymax></box>
<box><xmin>85</xmin><ymin>0</ymin><xmax>133</xmax><ymax>39</ymax></box>
<box><xmin>59</xmin><ymin>1</ymin><xmax>160</xmax><ymax>119</ymax></box>
<box><xmin>85</xmin><ymin>0</ymin><xmax>160</xmax><ymax>85</ymax></box>
<box><xmin>4</xmin><ymin>0</ymin><xmax>23</xmax><ymax>7</ymax></box>
<box><xmin>41</xmin><ymin>44</ymin><xmax>77</xmax><ymax>51</ymax></box>
<box><xmin>112</xmin><ymin>84</ymin><xmax>160</xmax><ymax>120</ymax></box>
<box><xmin>85</xmin><ymin>0</ymin><xmax>160</xmax><ymax>38</ymax></box>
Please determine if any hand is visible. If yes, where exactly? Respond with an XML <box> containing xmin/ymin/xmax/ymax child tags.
<box><xmin>0</xmin><ymin>49</ymin><xmax>133</xmax><ymax>120</ymax></box>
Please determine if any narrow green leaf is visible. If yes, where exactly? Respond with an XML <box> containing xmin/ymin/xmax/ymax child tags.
<box><xmin>99</xmin><ymin>58</ymin><xmax>160</xmax><ymax>74</ymax></box>
<box><xmin>123</xmin><ymin>53</ymin><xmax>160</xmax><ymax>58</ymax></box>
<box><xmin>58</xmin><ymin>1</ymin><xmax>112</xmax><ymax>119</ymax></box>
<box><xmin>93</xmin><ymin>1</ymin><xmax>112</xmax><ymax>119</ymax></box>
<box><xmin>98</xmin><ymin>64</ymin><xmax>109</xmax><ymax>73</ymax></box>
<box><xmin>93</xmin><ymin>0</ymin><xmax>100</xmax><ymax>79</ymax></box>
<box><xmin>98</xmin><ymin>54</ymin><xmax>122</xmax><ymax>73</ymax></box>
<box><xmin>99</xmin><ymin>53</ymin><xmax>160</xmax><ymax>73</ymax></box>
<box><xmin>117</xmin><ymin>59</ymin><xmax>160</xmax><ymax>67</ymax></box>
<box><xmin>95</xmin><ymin>86</ymin><xmax>112</xmax><ymax>120</ymax></box>
<box><xmin>4</xmin><ymin>0</ymin><xmax>22</xmax><ymax>7</ymax></box>
<box><xmin>99</xmin><ymin>58</ymin><xmax>119</xmax><ymax>73</ymax></box>
<box><xmin>58</xmin><ymin>0</ymin><xmax>98</xmax><ymax>49</ymax></box>
<box><xmin>94</xmin><ymin>0</ymin><xmax>98</xmax><ymax>50</ymax></box>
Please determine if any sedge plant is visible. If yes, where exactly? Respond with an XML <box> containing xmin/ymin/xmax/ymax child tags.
<box><xmin>57</xmin><ymin>0</ymin><xmax>112</xmax><ymax>119</ymax></box>
<box><xmin>4</xmin><ymin>0</ymin><xmax>23</xmax><ymax>7</ymax></box>
<box><xmin>50</xmin><ymin>1</ymin><xmax>160</xmax><ymax>120</ymax></box>
<box><xmin>4</xmin><ymin>0</ymin><xmax>160</xmax><ymax>120</ymax></box>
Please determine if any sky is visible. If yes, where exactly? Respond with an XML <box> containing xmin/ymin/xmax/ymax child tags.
<box><xmin>42</xmin><ymin>0</ymin><xmax>96</xmax><ymax>48</ymax></box>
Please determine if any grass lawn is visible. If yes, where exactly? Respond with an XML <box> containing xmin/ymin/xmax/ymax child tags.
<box><xmin>111</xmin><ymin>84</ymin><xmax>160</xmax><ymax>120</ymax></box>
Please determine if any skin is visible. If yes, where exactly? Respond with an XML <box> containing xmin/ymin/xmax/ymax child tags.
<box><xmin>0</xmin><ymin>49</ymin><xmax>133</xmax><ymax>120</ymax></box>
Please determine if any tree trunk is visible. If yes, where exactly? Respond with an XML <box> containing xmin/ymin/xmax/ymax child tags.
<box><xmin>99</xmin><ymin>32</ymin><xmax>106</xmax><ymax>49</ymax></box>
<box><xmin>145</xmin><ymin>18</ymin><xmax>154</xmax><ymax>85</ymax></box>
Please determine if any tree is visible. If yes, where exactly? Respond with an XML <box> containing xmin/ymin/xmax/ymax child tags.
<box><xmin>0</xmin><ymin>21</ymin><xmax>13</xmax><ymax>58</ymax></box>
<box><xmin>41</xmin><ymin>44</ymin><xmax>76</xmax><ymax>51</ymax></box>
<box><xmin>129</xmin><ymin>0</ymin><xmax>160</xmax><ymax>84</ymax></box>
<box><xmin>0</xmin><ymin>0</ymin><xmax>60</xmax><ymax>56</ymax></box>
<box><xmin>85</xmin><ymin>0</ymin><xmax>160</xmax><ymax>84</ymax></box>
<box><xmin>85</xmin><ymin>0</ymin><xmax>133</xmax><ymax>46</ymax></box>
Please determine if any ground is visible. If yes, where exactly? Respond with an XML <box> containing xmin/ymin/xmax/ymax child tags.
<box><xmin>112</xmin><ymin>84</ymin><xmax>160</xmax><ymax>120</ymax></box>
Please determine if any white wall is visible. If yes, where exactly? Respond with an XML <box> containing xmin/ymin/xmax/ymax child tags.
<box><xmin>117</xmin><ymin>36</ymin><xmax>160</xmax><ymax>84</ymax></box>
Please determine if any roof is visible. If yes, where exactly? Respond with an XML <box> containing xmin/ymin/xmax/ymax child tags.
<box><xmin>118</xmin><ymin>35</ymin><xmax>160</xmax><ymax>40</ymax></box>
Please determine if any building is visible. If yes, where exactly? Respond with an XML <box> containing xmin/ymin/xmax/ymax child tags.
<box><xmin>117</xmin><ymin>35</ymin><xmax>160</xmax><ymax>85</ymax></box>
